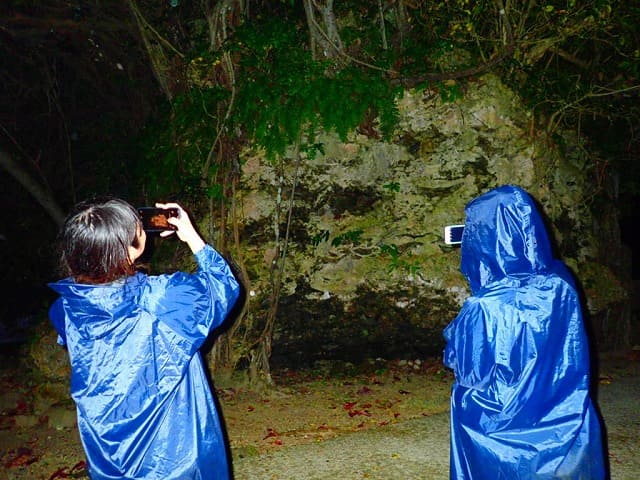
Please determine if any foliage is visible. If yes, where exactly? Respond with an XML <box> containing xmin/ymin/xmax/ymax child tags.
<box><xmin>311</xmin><ymin>229</ymin><xmax>330</xmax><ymax>247</ymax></box>
<box><xmin>497</xmin><ymin>1</ymin><xmax>640</xmax><ymax>204</ymax></box>
<box><xmin>437</xmin><ymin>80</ymin><xmax>464</xmax><ymax>103</ymax></box>
<box><xmin>135</xmin><ymin>86</ymin><xmax>229</xmax><ymax>202</ymax></box>
<box><xmin>230</xmin><ymin>18</ymin><xmax>401</xmax><ymax>159</ymax></box>
<box><xmin>379</xmin><ymin>243</ymin><xmax>421</xmax><ymax>275</ymax></box>
<box><xmin>382</xmin><ymin>182</ymin><xmax>400</xmax><ymax>193</ymax></box>
<box><xmin>311</xmin><ymin>228</ymin><xmax>365</xmax><ymax>248</ymax></box>
<box><xmin>117</xmin><ymin>0</ymin><xmax>640</xmax><ymax>212</ymax></box>
<box><xmin>3</xmin><ymin>0</ymin><xmax>639</xmax><ymax>209</ymax></box>
<box><xmin>331</xmin><ymin>229</ymin><xmax>365</xmax><ymax>247</ymax></box>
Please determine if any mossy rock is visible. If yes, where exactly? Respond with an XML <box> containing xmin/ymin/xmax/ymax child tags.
<box><xmin>26</xmin><ymin>317</ymin><xmax>71</xmax><ymax>383</ymax></box>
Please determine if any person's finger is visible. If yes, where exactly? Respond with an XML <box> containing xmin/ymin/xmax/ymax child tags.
<box><xmin>155</xmin><ymin>202</ymin><xmax>183</xmax><ymax>220</ymax></box>
<box><xmin>155</xmin><ymin>202</ymin><xmax>181</xmax><ymax>210</ymax></box>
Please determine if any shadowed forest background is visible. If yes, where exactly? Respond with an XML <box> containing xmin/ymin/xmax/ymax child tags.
<box><xmin>1</xmin><ymin>0</ymin><xmax>639</xmax><ymax>384</ymax></box>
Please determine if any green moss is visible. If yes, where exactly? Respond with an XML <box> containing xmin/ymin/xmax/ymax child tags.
<box><xmin>578</xmin><ymin>261</ymin><xmax>628</xmax><ymax>313</ymax></box>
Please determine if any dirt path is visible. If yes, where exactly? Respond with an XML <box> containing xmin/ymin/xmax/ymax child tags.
<box><xmin>232</xmin><ymin>374</ymin><xmax>640</xmax><ymax>479</ymax></box>
<box><xmin>2</xmin><ymin>356</ymin><xmax>638</xmax><ymax>479</ymax></box>
<box><xmin>233</xmin><ymin>411</ymin><xmax>450</xmax><ymax>479</ymax></box>
<box><xmin>598</xmin><ymin>375</ymin><xmax>640</xmax><ymax>479</ymax></box>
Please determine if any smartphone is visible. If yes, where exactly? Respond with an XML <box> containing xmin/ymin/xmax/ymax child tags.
<box><xmin>138</xmin><ymin>207</ymin><xmax>179</xmax><ymax>232</ymax></box>
<box><xmin>444</xmin><ymin>224</ymin><xmax>464</xmax><ymax>245</ymax></box>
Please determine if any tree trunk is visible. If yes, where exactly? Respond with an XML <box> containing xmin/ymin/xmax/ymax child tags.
<box><xmin>198</xmin><ymin>0</ymin><xmax>257</xmax><ymax>378</ymax></box>
<box><xmin>128</xmin><ymin>0</ymin><xmax>181</xmax><ymax>101</ymax></box>
<box><xmin>303</xmin><ymin>0</ymin><xmax>344</xmax><ymax>61</ymax></box>
<box><xmin>0</xmin><ymin>149</ymin><xmax>66</xmax><ymax>226</ymax></box>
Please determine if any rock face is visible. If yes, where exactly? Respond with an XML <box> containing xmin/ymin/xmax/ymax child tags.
<box><xmin>28</xmin><ymin>74</ymin><xmax>632</xmax><ymax>382</ymax></box>
<box><xmin>234</xmin><ymin>74</ymin><xmax>630</xmax><ymax>366</ymax></box>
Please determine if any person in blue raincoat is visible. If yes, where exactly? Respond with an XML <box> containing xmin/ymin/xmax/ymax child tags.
<box><xmin>48</xmin><ymin>198</ymin><xmax>240</xmax><ymax>480</ymax></box>
<box><xmin>443</xmin><ymin>185</ymin><xmax>606</xmax><ymax>479</ymax></box>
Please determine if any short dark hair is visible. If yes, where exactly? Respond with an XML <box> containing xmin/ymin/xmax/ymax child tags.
<box><xmin>59</xmin><ymin>198</ymin><xmax>142</xmax><ymax>284</ymax></box>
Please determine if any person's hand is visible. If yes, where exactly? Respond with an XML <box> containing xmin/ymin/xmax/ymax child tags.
<box><xmin>155</xmin><ymin>202</ymin><xmax>205</xmax><ymax>253</ymax></box>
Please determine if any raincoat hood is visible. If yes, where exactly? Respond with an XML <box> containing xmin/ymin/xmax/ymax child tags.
<box><xmin>460</xmin><ymin>184</ymin><xmax>555</xmax><ymax>294</ymax></box>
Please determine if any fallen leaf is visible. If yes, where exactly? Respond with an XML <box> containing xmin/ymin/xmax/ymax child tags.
<box><xmin>48</xmin><ymin>460</ymin><xmax>88</xmax><ymax>479</ymax></box>
<box><xmin>49</xmin><ymin>468</ymin><xmax>68</xmax><ymax>479</ymax></box>
<box><xmin>5</xmin><ymin>447</ymin><xmax>38</xmax><ymax>468</ymax></box>
<box><xmin>263</xmin><ymin>428</ymin><xmax>279</xmax><ymax>439</ymax></box>
<box><xmin>348</xmin><ymin>409</ymin><xmax>372</xmax><ymax>417</ymax></box>
<box><xmin>0</xmin><ymin>416</ymin><xmax>15</xmax><ymax>430</ymax></box>
<box><xmin>15</xmin><ymin>400</ymin><xmax>30</xmax><ymax>415</ymax></box>
<box><xmin>375</xmin><ymin>398</ymin><xmax>395</xmax><ymax>409</ymax></box>
<box><xmin>71</xmin><ymin>460</ymin><xmax>88</xmax><ymax>473</ymax></box>
<box><xmin>599</xmin><ymin>376</ymin><xmax>613</xmax><ymax>385</ymax></box>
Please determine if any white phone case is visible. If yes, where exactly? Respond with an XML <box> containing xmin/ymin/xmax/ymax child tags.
<box><xmin>444</xmin><ymin>224</ymin><xmax>465</xmax><ymax>245</ymax></box>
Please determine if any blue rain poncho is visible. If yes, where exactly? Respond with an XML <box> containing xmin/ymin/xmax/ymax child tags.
<box><xmin>443</xmin><ymin>185</ymin><xmax>605</xmax><ymax>479</ymax></box>
<box><xmin>49</xmin><ymin>245</ymin><xmax>240</xmax><ymax>480</ymax></box>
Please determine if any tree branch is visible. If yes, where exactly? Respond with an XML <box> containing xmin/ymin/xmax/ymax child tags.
<box><xmin>0</xmin><ymin>149</ymin><xmax>65</xmax><ymax>226</ymax></box>
<box><xmin>393</xmin><ymin>43</ymin><xmax>516</xmax><ymax>87</ymax></box>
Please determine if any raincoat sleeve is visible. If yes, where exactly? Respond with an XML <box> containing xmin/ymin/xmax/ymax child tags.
<box><xmin>48</xmin><ymin>297</ymin><xmax>67</xmax><ymax>347</ymax></box>
<box><xmin>151</xmin><ymin>244</ymin><xmax>240</xmax><ymax>354</ymax></box>
<box><xmin>443</xmin><ymin>299</ymin><xmax>495</xmax><ymax>390</ymax></box>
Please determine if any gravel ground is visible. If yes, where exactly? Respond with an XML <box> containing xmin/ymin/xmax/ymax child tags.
<box><xmin>2</xmin><ymin>357</ymin><xmax>637</xmax><ymax>479</ymax></box>
<box><xmin>233</xmin><ymin>373</ymin><xmax>640</xmax><ymax>480</ymax></box>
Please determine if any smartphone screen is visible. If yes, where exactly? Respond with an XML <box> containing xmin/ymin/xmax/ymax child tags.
<box><xmin>444</xmin><ymin>224</ymin><xmax>464</xmax><ymax>245</ymax></box>
<box><xmin>138</xmin><ymin>207</ymin><xmax>179</xmax><ymax>232</ymax></box>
